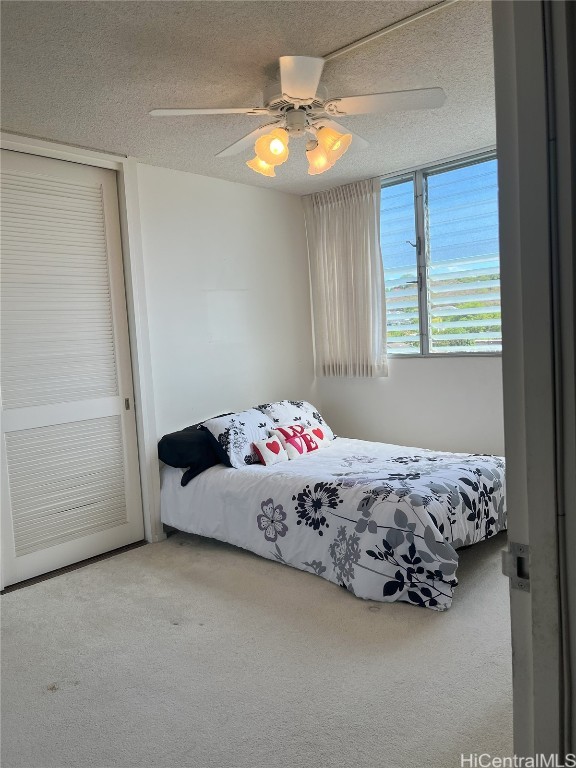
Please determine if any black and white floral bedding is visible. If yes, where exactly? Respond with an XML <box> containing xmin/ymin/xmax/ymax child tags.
<box><xmin>161</xmin><ymin>437</ymin><xmax>506</xmax><ymax>611</ymax></box>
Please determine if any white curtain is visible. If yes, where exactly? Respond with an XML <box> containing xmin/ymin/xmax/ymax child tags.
<box><xmin>303</xmin><ymin>178</ymin><xmax>387</xmax><ymax>378</ymax></box>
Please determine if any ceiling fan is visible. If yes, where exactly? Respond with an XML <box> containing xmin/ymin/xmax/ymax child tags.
<box><xmin>149</xmin><ymin>56</ymin><xmax>446</xmax><ymax>177</ymax></box>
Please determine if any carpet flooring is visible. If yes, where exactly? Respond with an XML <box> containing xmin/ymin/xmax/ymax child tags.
<box><xmin>1</xmin><ymin>531</ymin><xmax>512</xmax><ymax>768</ymax></box>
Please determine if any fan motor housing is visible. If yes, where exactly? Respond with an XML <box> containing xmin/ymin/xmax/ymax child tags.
<box><xmin>284</xmin><ymin>108</ymin><xmax>308</xmax><ymax>135</ymax></box>
<box><xmin>262</xmin><ymin>82</ymin><xmax>328</xmax><ymax>113</ymax></box>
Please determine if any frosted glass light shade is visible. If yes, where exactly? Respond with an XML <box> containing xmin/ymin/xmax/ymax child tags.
<box><xmin>317</xmin><ymin>126</ymin><xmax>352</xmax><ymax>162</ymax></box>
<box><xmin>306</xmin><ymin>142</ymin><xmax>333</xmax><ymax>175</ymax></box>
<box><xmin>254</xmin><ymin>128</ymin><xmax>290</xmax><ymax>166</ymax></box>
<box><xmin>246</xmin><ymin>156</ymin><xmax>276</xmax><ymax>177</ymax></box>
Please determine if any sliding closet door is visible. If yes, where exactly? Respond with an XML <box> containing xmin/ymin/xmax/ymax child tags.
<box><xmin>0</xmin><ymin>149</ymin><xmax>143</xmax><ymax>587</ymax></box>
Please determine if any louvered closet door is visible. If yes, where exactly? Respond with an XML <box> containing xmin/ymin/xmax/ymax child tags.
<box><xmin>0</xmin><ymin>150</ymin><xmax>143</xmax><ymax>587</ymax></box>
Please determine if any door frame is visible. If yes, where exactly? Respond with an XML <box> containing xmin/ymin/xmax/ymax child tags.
<box><xmin>0</xmin><ymin>132</ymin><xmax>164</xmax><ymax>583</ymax></box>
<box><xmin>492</xmin><ymin>0</ymin><xmax>575</xmax><ymax>756</ymax></box>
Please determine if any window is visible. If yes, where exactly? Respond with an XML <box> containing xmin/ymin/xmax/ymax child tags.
<box><xmin>380</xmin><ymin>177</ymin><xmax>420</xmax><ymax>354</ymax></box>
<box><xmin>380</xmin><ymin>154</ymin><xmax>501</xmax><ymax>355</ymax></box>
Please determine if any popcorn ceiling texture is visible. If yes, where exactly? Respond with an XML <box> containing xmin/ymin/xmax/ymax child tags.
<box><xmin>0</xmin><ymin>1</ymin><xmax>496</xmax><ymax>195</ymax></box>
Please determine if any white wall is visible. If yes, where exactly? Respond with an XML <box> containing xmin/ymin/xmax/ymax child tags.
<box><xmin>317</xmin><ymin>355</ymin><xmax>504</xmax><ymax>455</ymax></box>
<box><xmin>137</xmin><ymin>164</ymin><xmax>315</xmax><ymax>437</ymax></box>
<box><xmin>136</xmin><ymin>161</ymin><xmax>504</xmax><ymax>457</ymax></box>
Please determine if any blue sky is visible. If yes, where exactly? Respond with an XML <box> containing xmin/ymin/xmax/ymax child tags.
<box><xmin>380</xmin><ymin>158</ymin><xmax>499</xmax><ymax>273</ymax></box>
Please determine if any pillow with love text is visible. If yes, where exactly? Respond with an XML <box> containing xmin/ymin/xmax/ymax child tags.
<box><xmin>283</xmin><ymin>427</ymin><xmax>331</xmax><ymax>460</ymax></box>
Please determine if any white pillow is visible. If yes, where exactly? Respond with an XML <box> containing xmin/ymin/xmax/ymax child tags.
<box><xmin>255</xmin><ymin>400</ymin><xmax>334</xmax><ymax>440</ymax></box>
<box><xmin>202</xmin><ymin>409</ymin><xmax>275</xmax><ymax>468</ymax></box>
<box><xmin>271</xmin><ymin>423</ymin><xmax>332</xmax><ymax>450</ymax></box>
<box><xmin>269</xmin><ymin>423</ymin><xmax>307</xmax><ymax>447</ymax></box>
<box><xmin>253</xmin><ymin>436</ymin><xmax>289</xmax><ymax>466</ymax></box>
<box><xmin>307</xmin><ymin>425</ymin><xmax>331</xmax><ymax>448</ymax></box>
<box><xmin>283</xmin><ymin>428</ymin><xmax>329</xmax><ymax>460</ymax></box>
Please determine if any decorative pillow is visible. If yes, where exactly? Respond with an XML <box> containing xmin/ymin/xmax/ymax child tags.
<box><xmin>158</xmin><ymin>423</ymin><xmax>223</xmax><ymax>485</ymax></box>
<box><xmin>201</xmin><ymin>409</ymin><xmax>275</xmax><ymax>468</ymax></box>
<box><xmin>307</xmin><ymin>425</ymin><xmax>331</xmax><ymax>448</ymax></box>
<box><xmin>269</xmin><ymin>423</ymin><xmax>307</xmax><ymax>447</ymax></box>
<box><xmin>255</xmin><ymin>400</ymin><xmax>334</xmax><ymax>440</ymax></box>
<box><xmin>253</xmin><ymin>436</ymin><xmax>289</xmax><ymax>466</ymax></box>
<box><xmin>158</xmin><ymin>424</ymin><xmax>217</xmax><ymax>468</ymax></box>
<box><xmin>283</xmin><ymin>428</ymin><xmax>326</xmax><ymax>460</ymax></box>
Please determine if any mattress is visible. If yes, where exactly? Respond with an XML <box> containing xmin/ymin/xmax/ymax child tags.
<box><xmin>161</xmin><ymin>437</ymin><xmax>506</xmax><ymax>610</ymax></box>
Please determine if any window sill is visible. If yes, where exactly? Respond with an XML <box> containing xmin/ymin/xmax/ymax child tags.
<box><xmin>388</xmin><ymin>352</ymin><xmax>502</xmax><ymax>359</ymax></box>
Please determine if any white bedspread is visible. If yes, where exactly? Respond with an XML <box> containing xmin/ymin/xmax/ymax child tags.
<box><xmin>161</xmin><ymin>437</ymin><xmax>506</xmax><ymax>610</ymax></box>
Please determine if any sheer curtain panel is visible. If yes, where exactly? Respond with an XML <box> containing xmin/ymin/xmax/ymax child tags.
<box><xmin>303</xmin><ymin>178</ymin><xmax>387</xmax><ymax>377</ymax></box>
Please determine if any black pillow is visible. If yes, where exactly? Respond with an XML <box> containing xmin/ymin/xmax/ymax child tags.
<box><xmin>158</xmin><ymin>413</ymin><xmax>234</xmax><ymax>486</ymax></box>
<box><xmin>158</xmin><ymin>424</ymin><xmax>215</xmax><ymax>468</ymax></box>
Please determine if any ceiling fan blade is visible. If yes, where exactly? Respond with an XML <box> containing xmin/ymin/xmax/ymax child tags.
<box><xmin>324</xmin><ymin>88</ymin><xmax>446</xmax><ymax>116</ymax></box>
<box><xmin>149</xmin><ymin>107</ymin><xmax>269</xmax><ymax>116</ymax></box>
<box><xmin>313</xmin><ymin>118</ymin><xmax>369</xmax><ymax>149</ymax></box>
<box><xmin>279</xmin><ymin>56</ymin><xmax>325</xmax><ymax>102</ymax></box>
<box><xmin>215</xmin><ymin>122</ymin><xmax>281</xmax><ymax>158</ymax></box>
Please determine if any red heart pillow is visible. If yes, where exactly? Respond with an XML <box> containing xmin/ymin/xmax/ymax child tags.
<box><xmin>253</xmin><ymin>436</ymin><xmax>288</xmax><ymax>466</ymax></box>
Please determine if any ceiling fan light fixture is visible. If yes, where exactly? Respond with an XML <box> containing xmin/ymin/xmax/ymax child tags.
<box><xmin>306</xmin><ymin>141</ymin><xmax>333</xmax><ymax>176</ymax></box>
<box><xmin>246</xmin><ymin>156</ymin><xmax>276</xmax><ymax>177</ymax></box>
<box><xmin>254</xmin><ymin>128</ymin><xmax>290</xmax><ymax>166</ymax></box>
<box><xmin>151</xmin><ymin>54</ymin><xmax>447</xmax><ymax>179</ymax></box>
<box><xmin>317</xmin><ymin>126</ymin><xmax>353</xmax><ymax>162</ymax></box>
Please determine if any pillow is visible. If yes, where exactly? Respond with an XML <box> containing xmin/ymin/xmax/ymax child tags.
<box><xmin>255</xmin><ymin>400</ymin><xmax>334</xmax><ymax>440</ymax></box>
<box><xmin>270</xmin><ymin>423</ymin><xmax>307</xmax><ymax>447</ymax></box>
<box><xmin>307</xmin><ymin>425</ymin><xmax>331</xmax><ymax>447</ymax></box>
<box><xmin>283</xmin><ymin>428</ymin><xmax>327</xmax><ymax>460</ymax></box>
<box><xmin>201</xmin><ymin>409</ymin><xmax>275</xmax><ymax>468</ymax></box>
<box><xmin>158</xmin><ymin>413</ymin><xmax>233</xmax><ymax>481</ymax></box>
<box><xmin>199</xmin><ymin>426</ymin><xmax>233</xmax><ymax>467</ymax></box>
<box><xmin>253</xmin><ymin>436</ymin><xmax>289</xmax><ymax>466</ymax></box>
<box><xmin>158</xmin><ymin>424</ymin><xmax>221</xmax><ymax>485</ymax></box>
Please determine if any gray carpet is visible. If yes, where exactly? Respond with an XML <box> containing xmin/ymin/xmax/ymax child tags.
<box><xmin>1</xmin><ymin>531</ymin><xmax>512</xmax><ymax>768</ymax></box>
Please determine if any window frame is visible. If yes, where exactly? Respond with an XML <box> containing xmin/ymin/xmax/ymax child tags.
<box><xmin>380</xmin><ymin>148</ymin><xmax>501</xmax><ymax>358</ymax></box>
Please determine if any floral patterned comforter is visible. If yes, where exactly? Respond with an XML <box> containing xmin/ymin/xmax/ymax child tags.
<box><xmin>160</xmin><ymin>437</ymin><xmax>506</xmax><ymax>611</ymax></box>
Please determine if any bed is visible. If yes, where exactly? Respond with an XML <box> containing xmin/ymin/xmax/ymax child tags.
<box><xmin>160</xmin><ymin>428</ymin><xmax>506</xmax><ymax>611</ymax></box>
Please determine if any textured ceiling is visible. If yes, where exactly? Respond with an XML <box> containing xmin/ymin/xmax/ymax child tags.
<box><xmin>0</xmin><ymin>1</ymin><xmax>495</xmax><ymax>195</ymax></box>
